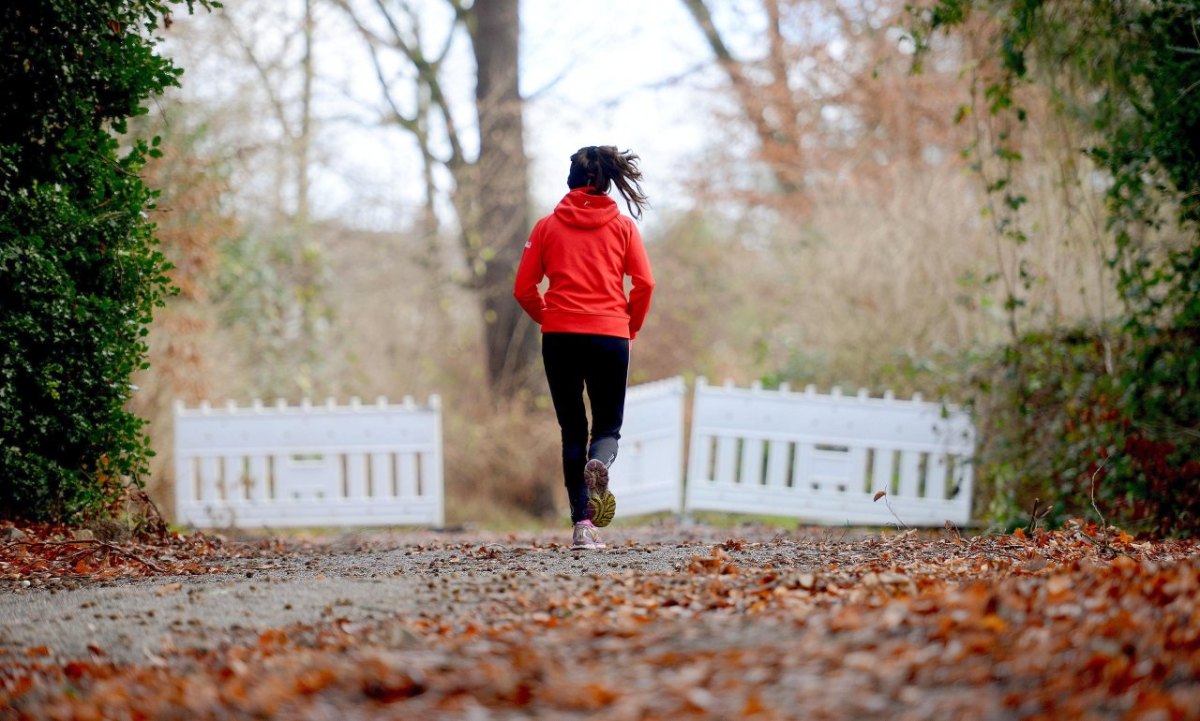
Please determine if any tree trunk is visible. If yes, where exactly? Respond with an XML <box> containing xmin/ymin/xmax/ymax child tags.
<box><xmin>470</xmin><ymin>0</ymin><xmax>540</xmax><ymax>398</ymax></box>
<box><xmin>297</xmin><ymin>0</ymin><xmax>314</xmax><ymax>226</ymax></box>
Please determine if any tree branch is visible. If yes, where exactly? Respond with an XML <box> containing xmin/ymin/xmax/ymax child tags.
<box><xmin>680</xmin><ymin>0</ymin><xmax>801</xmax><ymax>195</ymax></box>
<box><xmin>218</xmin><ymin>12</ymin><xmax>295</xmax><ymax>140</ymax></box>
<box><xmin>366</xmin><ymin>0</ymin><xmax>466</xmax><ymax>168</ymax></box>
<box><xmin>363</xmin><ymin>37</ymin><xmax>419</xmax><ymax>133</ymax></box>
<box><xmin>5</xmin><ymin>540</ymin><xmax>166</xmax><ymax>573</ymax></box>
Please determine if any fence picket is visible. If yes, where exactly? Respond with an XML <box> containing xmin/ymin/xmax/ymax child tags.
<box><xmin>370</xmin><ymin>453</ymin><xmax>391</xmax><ymax>499</ymax></box>
<box><xmin>715</xmin><ymin>436</ymin><xmax>738</xmax><ymax>484</ymax></box>
<box><xmin>398</xmin><ymin>452</ymin><xmax>418</xmax><ymax>499</ymax></box>
<box><xmin>741</xmin><ymin>437</ymin><xmax>765</xmax><ymax>486</ymax></box>
<box><xmin>199</xmin><ymin>457</ymin><xmax>219</xmax><ymax>505</ymax></box>
<box><xmin>897</xmin><ymin>450</ymin><xmax>923</xmax><ymax>498</ymax></box>
<box><xmin>247</xmin><ymin>455</ymin><xmax>268</xmax><ymax>501</ymax></box>
<box><xmin>346</xmin><ymin>453</ymin><xmax>367</xmax><ymax>500</ymax></box>
<box><xmin>927</xmin><ymin>453</ymin><xmax>949</xmax><ymax>501</ymax></box>
<box><xmin>870</xmin><ymin>447</ymin><xmax>891</xmax><ymax>496</ymax></box>
<box><xmin>765</xmin><ymin>439</ymin><xmax>789</xmax><ymax>488</ymax></box>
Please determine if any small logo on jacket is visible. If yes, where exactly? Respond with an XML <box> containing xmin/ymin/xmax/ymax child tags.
<box><xmin>524</xmin><ymin>240</ymin><xmax>532</xmax><ymax>249</ymax></box>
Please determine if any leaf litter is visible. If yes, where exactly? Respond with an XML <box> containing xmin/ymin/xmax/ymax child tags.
<box><xmin>1</xmin><ymin>520</ymin><xmax>1198</xmax><ymax>719</ymax></box>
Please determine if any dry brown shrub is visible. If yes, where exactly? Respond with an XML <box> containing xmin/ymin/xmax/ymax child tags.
<box><xmin>640</xmin><ymin>149</ymin><xmax>1112</xmax><ymax>399</ymax></box>
<box><xmin>129</xmin><ymin>113</ymin><xmax>237</xmax><ymax>516</ymax></box>
<box><xmin>441</xmin><ymin>398</ymin><xmax>565</xmax><ymax>527</ymax></box>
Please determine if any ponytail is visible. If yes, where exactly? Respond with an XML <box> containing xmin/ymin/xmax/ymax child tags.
<box><xmin>567</xmin><ymin>145</ymin><xmax>650</xmax><ymax>219</ymax></box>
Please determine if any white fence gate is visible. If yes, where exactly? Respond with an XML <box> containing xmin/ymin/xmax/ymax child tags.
<box><xmin>174</xmin><ymin>397</ymin><xmax>443</xmax><ymax>529</ymax></box>
<box><xmin>684</xmin><ymin>379</ymin><xmax>975</xmax><ymax>526</ymax></box>
<box><xmin>608</xmin><ymin>376</ymin><xmax>686</xmax><ymax>517</ymax></box>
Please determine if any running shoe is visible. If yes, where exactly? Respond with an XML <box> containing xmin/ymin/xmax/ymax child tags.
<box><xmin>584</xmin><ymin>458</ymin><xmax>616</xmax><ymax>527</ymax></box>
<box><xmin>572</xmin><ymin>520</ymin><xmax>605</xmax><ymax>550</ymax></box>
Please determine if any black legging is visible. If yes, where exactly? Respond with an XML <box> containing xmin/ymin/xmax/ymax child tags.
<box><xmin>541</xmin><ymin>332</ymin><xmax>630</xmax><ymax>523</ymax></box>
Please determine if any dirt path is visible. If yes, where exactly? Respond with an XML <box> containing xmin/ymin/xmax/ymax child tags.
<box><xmin>3</xmin><ymin>522</ymin><xmax>1199</xmax><ymax>719</ymax></box>
<box><xmin>1</xmin><ymin>524</ymin><xmax>800</xmax><ymax>664</ymax></box>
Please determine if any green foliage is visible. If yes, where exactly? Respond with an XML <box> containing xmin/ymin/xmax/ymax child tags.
<box><xmin>973</xmin><ymin>326</ymin><xmax>1200</xmax><ymax>535</ymax></box>
<box><xmin>914</xmin><ymin>1</ymin><xmax>1200</xmax><ymax>534</ymax></box>
<box><xmin>0</xmin><ymin>0</ymin><xmax>215</xmax><ymax>521</ymax></box>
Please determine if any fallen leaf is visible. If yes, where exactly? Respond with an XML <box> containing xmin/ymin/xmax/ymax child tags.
<box><xmin>1022</xmin><ymin>555</ymin><xmax>1048</xmax><ymax>572</ymax></box>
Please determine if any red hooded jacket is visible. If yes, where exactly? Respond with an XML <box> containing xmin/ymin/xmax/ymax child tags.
<box><xmin>514</xmin><ymin>188</ymin><xmax>655</xmax><ymax>339</ymax></box>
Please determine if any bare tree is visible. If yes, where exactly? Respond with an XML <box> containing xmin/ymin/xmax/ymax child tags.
<box><xmin>681</xmin><ymin>0</ymin><xmax>968</xmax><ymax>210</ymax></box>
<box><xmin>471</xmin><ymin>0</ymin><xmax>538</xmax><ymax>397</ymax></box>
<box><xmin>196</xmin><ymin>2</ymin><xmax>335</xmax><ymax>399</ymax></box>
<box><xmin>298</xmin><ymin>0</ymin><xmax>315</xmax><ymax>225</ymax></box>
<box><xmin>336</xmin><ymin>0</ymin><xmax>539</xmax><ymax>399</ymax></box>
<box><xmin>218</xmin><ymin>1</ymin><xmax>317</xmax><ymax>225</ymax></box>
<box><xmin>682</xmin><ymin>0</ymin><xmax>806</xmax><ymax>197</ymax></box>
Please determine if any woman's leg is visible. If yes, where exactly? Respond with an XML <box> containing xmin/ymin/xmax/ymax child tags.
<box><xmin>541</xmin><ymin>333</ymin><xmax>590</xmax><ymax>523</ymax></box>
<box><xmin>584</xmin><ymin>335</ymin><xmax>631</xmax><ymax>466</ymax></box>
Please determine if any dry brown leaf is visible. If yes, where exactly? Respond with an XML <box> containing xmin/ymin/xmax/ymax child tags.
<box><xmin>1022</xmin><ymin>555</ymin><xmax>1048</xmax><ymax>572</ymax></box>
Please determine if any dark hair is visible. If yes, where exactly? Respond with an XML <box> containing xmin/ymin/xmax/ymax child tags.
<box><xmin>567</xmin><ymin>145</ymin><xmax>650</xmax><ymax>219</ymax></box>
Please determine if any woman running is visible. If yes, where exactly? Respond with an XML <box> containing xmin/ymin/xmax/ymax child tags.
<box><xmin>513</xmin><ymin>145</ymin><xmax>655</xmax><ymax>549</ymax></box>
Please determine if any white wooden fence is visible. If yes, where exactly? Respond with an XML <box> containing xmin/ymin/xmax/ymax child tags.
<box><xmin>607</xmin><ymin>376</ymin><xmax>686</xmax><ymax>517</ymax></box>
<box><xmin>684</xmin><ymin>379</ymin><xmax>975</xmax><ymax>526</ymax></box>
<box><xmin>172</xmin><ymin>377</ymin><xmax>975</xmax><ymax>528</ymax></box>
<box><xmin>174</xmin><ymin>396</ymin><xmax>443</xmax><ymax>529</ymax></box>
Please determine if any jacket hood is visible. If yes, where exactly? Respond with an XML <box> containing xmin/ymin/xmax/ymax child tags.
<box><xmin>553</xmin><ymin>188</ymin><xmax>619</xmax><ymax>229</ymax></box>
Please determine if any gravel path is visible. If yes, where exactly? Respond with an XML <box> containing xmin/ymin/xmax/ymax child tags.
<box><xmin>0</xmin><ymin>523</ymin><xmax>823</xmax><ymax>664</ymax></box>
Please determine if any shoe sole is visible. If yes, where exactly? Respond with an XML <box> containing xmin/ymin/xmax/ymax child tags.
<box><xmin>570</xmin><ymin>542</ymin><xmax>606</xmax><ymax>551</ymax></box>
<box><xmin>584</xmin><ymin>459</ymin><xmax>616</xmax><ymax>527</ymax></box>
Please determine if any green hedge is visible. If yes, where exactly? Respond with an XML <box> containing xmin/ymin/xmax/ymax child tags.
<box><xmin>1</xmin><ymin>1</ymin><xmax>214</xmax><ymax>521</ymax></box>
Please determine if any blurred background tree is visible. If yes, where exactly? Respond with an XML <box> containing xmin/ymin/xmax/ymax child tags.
<box><xmin>334</xmin><ymin>0</ymin><xmax>539</xmax><ymax>399</ymax></box>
